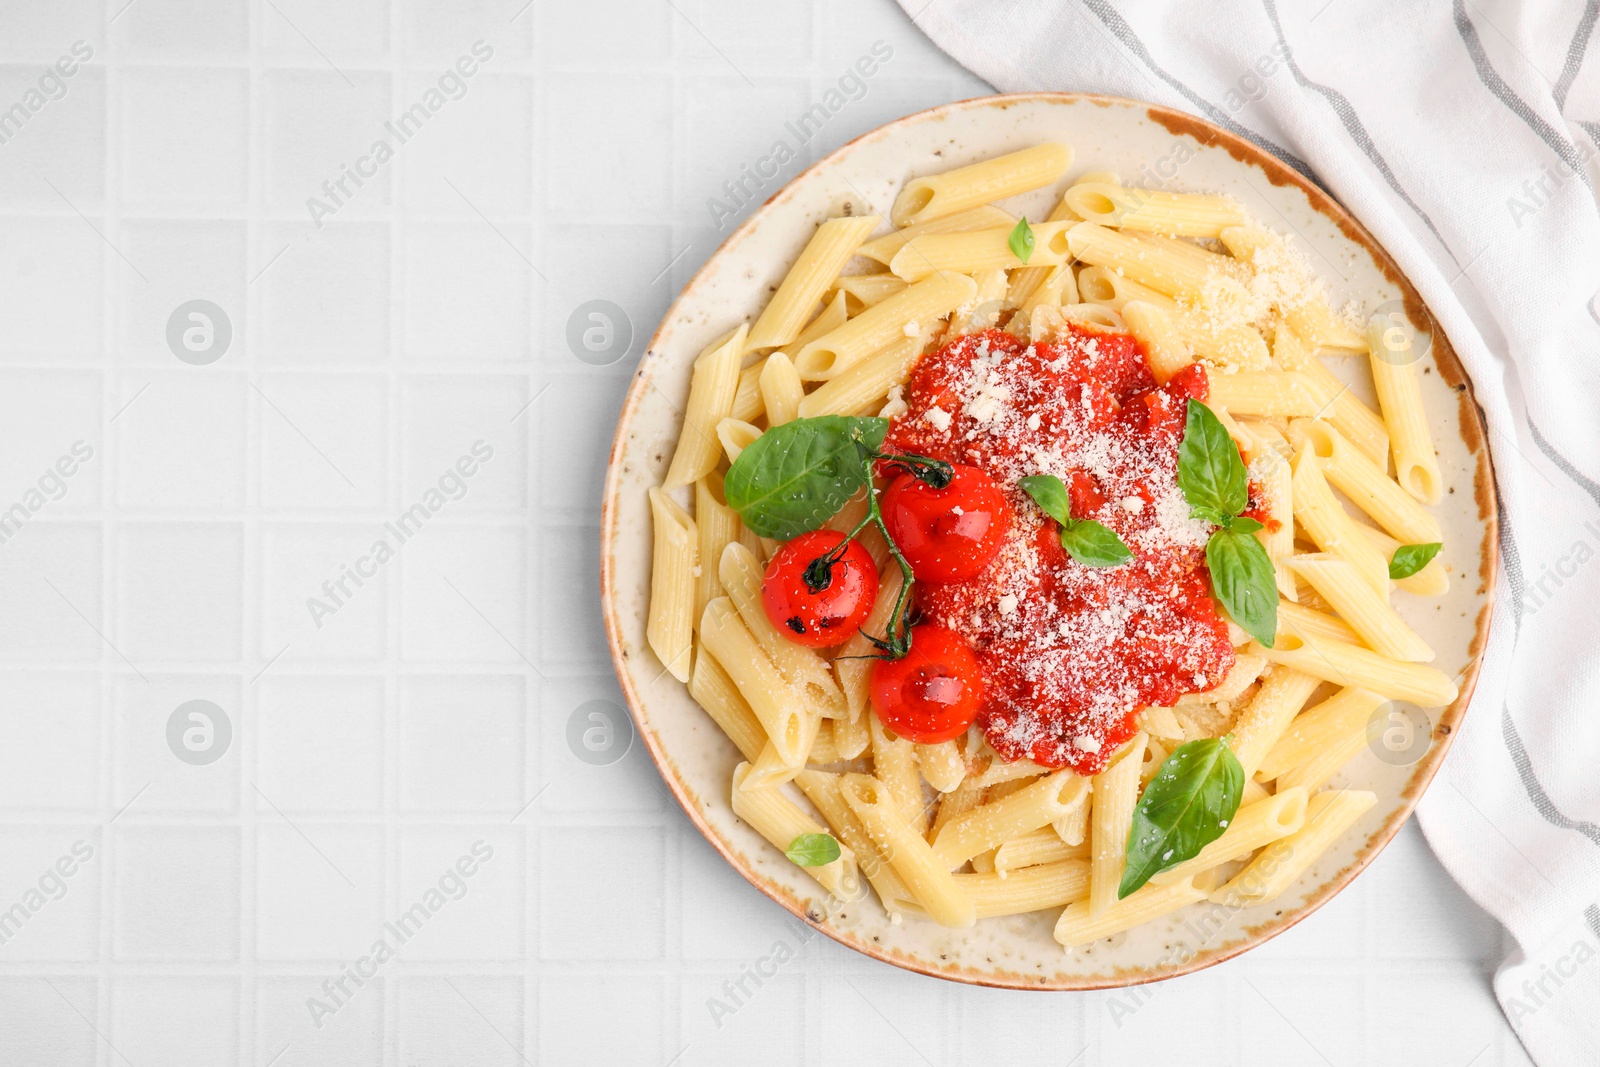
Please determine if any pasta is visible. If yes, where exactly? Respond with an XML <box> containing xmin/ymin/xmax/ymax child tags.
<box><xmin>746</xmin><ymin>216</ymin><xmax>879</xmax><ymax>351</ymax></box>
<box><xmin>891</xmin><ymin>142</ymin><xmax>1073</xmax><ymax>227</ymax></box>
<box><xmin>642</xmin><ymin>141</ymin><xmax>1458</xmax><ymax>954</ymax></box>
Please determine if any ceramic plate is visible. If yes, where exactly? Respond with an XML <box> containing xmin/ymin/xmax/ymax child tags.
<box><xmin>599</xmin><ymin>93</ymin><xmax>1496</xmax><ymax>989</ymax></box>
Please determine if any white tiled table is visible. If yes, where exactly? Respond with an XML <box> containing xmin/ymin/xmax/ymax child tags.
<box><xmin>0</xmin><ymin>0</ymin><xmax>1528</xmax><ymax>1063</ymax></box>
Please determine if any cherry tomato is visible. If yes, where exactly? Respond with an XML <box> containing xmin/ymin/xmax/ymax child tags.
<box><xmin>880</xmin><ymin>464</ymin><xmax>1012</xmax><ymax>583</ymax></box>
<box><xmin>870</xmin><ymin>624</ymin><xmax>984</xmax><ymax>743</ymax></box>
<box><xmin>761</xmin><ymin>530</ymin><xmax>878</xmax><ymax>648</ymax></box>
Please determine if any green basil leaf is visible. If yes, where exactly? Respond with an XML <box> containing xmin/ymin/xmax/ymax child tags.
<box><xmin>1120</xmin><ymin>737</ymin><xmax>1245</xmax><ymax>898</ymax></box>
<box><xmin>1018</xmin><ymin>473</ymin><xmax>1071</xmax><ymax>525</ymax></box>
<box><xmin>1060</xmin><ymin>519</ymin><xmax>1133</xmax><ymax>568</ymax></box>
<box><xmin>1389</xmin><ymin>541</ymin><xmax>1442</xmax><ymax>579</ymax></box>
<box><xmin>1226</xmin><ymin>515</ymin><xmax>1264</xmax><ymax>535</ymax></box>
<box><xmin>785</xmin><ymin>832</ymin><xmax>841</xmax><ymax>867</ymax></box>
<box><xmin>724</xmin><ymin>416</ymin><xmax>887</xmax><ymax>539</ymax></box>
<box><xmin>1206</xmin><ymin>528</ymin><xmax>1279</xmax><ymax>648</ymax></box>
<box><xmin>1190</xmin><ymin>505</ymin><xmax>1230</xmax><ymax>527</ymax></box>
<box><xmin>1009</xmin><ymin>216</ymin><xmax>1035</xmax><ymax>264</ymax></box>
<box><xmin>1177</xmin><ymin>400</ymin><xmax>1249</xmax><ymax>520</ymax></box>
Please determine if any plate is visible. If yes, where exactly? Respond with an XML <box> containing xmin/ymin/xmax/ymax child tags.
<box><xmin>599</xmin><ymin>93</ymin><xmax>1496</xmax><ymax>989</ymax></box>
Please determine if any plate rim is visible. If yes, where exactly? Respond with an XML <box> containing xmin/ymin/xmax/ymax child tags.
<box><xmin>598</xmin><ymin>89</ymin><xmax>1499</xmax><ymax>990</ymax></box>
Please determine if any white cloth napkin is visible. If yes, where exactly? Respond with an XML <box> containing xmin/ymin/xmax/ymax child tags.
<box><xmin>895</xmin><ymin>1</ymin><xmax>1600</xmax><ymax>1061</ymax></box>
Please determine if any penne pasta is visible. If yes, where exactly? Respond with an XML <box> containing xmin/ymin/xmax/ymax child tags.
<box><xmin>1227</xmin><ymin>667</ymin><xmax>1321</xmax><ymax>782</ymax></box>
<box><xmin>1207</xmin><ymin>371</ymin><xmax>1333</xmax><ymax>419</ymax></box>
<box><xmin>890</xmin><ymin>221</ymin><xmax>1074</xmax><ymax>281</ymax></box>
<box><xmin>795</xmin><ymin>768</ymin><xmax>914</xmax><ymax>912</ymax></box>
<box><xmin>1066</xmin><ymin>223</ymin><xmax>1242</xmax><ymax>300</ymax></box>
<box><xmin>1288</xmin><ymin>419</ymin><xmax>1441</xmax><ymax>544</ymax></box>
<box><xmin>840</xmin><ymin>773</ymin><xmax>976</xmax><ymax>927</ymax></box>
<box><xmin>1054</xmin><ymin>877</ymin><xmax>1207</xmax><ymax>947</ymax></box>
<box><xmin>1089</xmin><ymin>733</ymin><xmax>1147</xmax><ymax>916</ymax></box>
<box><xmin>646</xmin><ymin>487</ymin><xmax>696</xmax><ymax>681</ymax></box>
<box><xmin>1367</xmin><ymin>316</ymin><xmax>1443</xmax><ymax>504</ymax></box>
<box><xmin>916</xmin><ymin>740</ymin><xmax>967</xmax><ymax>794</ymax></box>
<box><xmin>1286</xmin><ymin>554</ymin><xmax>1433</xmax><ymax>662</ymax></box>
<box><xmin>855</xmin><ymin>205</ymin><xmax>1016</xmax><ymax>267</ymax></box>
<box><xmin>1250</xmin><ymin>633</ymin><xmax>1459</xmax><ymax>707</ymax></box>
<box><xmin>1065</xmin><ymin>181</ymin><xmax>1249</xmax><ymax>237</ymax></box>
<box><xmin>758</xmin><ymin>352</ymin><xmax>804</xmax><ymax>426</ymax></box>
<box><xmin>796</xmin><ymin>331</ymin><xmax>926</xmax><ymax>419</ymax></box>
<box><xmin>699</xmin><ymin>598</ymin><xmax>806</xmax><ymax>764</ymax></box>
<box><xmin>891</xmin><ymin>142</ymin><xmax>1073</xmax><ymax>227</ymax></box>
<box><xmin>1122</xmin><ymin>299</ymin><xmax>1193</xmax><ymax>384</ymax></box>
<box><xmin>663</xmin><ymin>325</ymin><xmax>747</xmax><ymax>489</ymax></box>
<box><xmin>715</xmin><ymin>417</ymin><xmax>761</xmax><ymax>464</ymax></box>
<box><xmin>1355</xmin><ymin>521</ymin><xmax>1449</xmax><ymax>597</ymax></box>
<box><xmin>953</xmin><ymin>859</ymin><xmax>1091</xmax><ymax>917</ymax></box>
<box><xmin>689</xmin><ymin>646</ymin><xmax>766</xmax><ymax>763</ymax></box>
<box><xmin>1256</xmin><ymin>686</ymin><xmax>1385</xmax><ymax>782</ymax></box>
<box><xmin>870</xmin><ymin>711</ymin><xmax>929</xmax><ymax>835</ymax></box>
<box><xmin>993</xmin><ymin>827</ymin><xmax>1090</xmax><ymax>876</ymax></box>
<box><xmin>719</xmin><ymin>543</ymin><xmax>847</xmax><ymax>718</ymax></box>
<box><xmin>732</xmin><ymin>762</ymin><xmax>861</xmax><ymax>900</ymax></box>
<box><xmin>933</xmin><ymin>769</ymin><xmax>1091</xmax><ymax>870</ymax></box>
<box><xmin>1150</xmin><ymin>786</ymin><xmax>1308</xmax><ymax>885</ymax></box>
<box><xmin>747</xmin><ymin>215</ymin><xmax>880</xmax><ymax>351</ymax></box>
<box><xmin>1211</xmin><ymin>790</ymin><xmax>1377</xmax><ymax>905</ymax></box>
<box><xmin>794</xmin><ymin>273</ymin><xmax>976</xmax><ymax>380</ymax></box>
<box><xmin>1290</xmin><ymin>448</ymin><xmax>1392</xmax><ymax>596</ymax></box>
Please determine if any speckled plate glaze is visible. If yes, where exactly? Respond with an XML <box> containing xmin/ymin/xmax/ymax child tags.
<box><xmin>600</xmin><ymin>93</ymin><xmax>1496</xmax><ymax>989</ymax></box>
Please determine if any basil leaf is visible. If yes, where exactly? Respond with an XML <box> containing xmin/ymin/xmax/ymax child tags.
<box><xmin>1190</xmin><ymin>505</ymin><xmax>1229</xmax><ymax>527</ymax></box>
<box><xmin>1019</xmin><ymin>473</ymin><xmax>1071</xmax><ymax>525</ymax></box>
<box><xmin>1060</xmin><ymin>519</ymin><xmax>1133</xmax><ymax>568</ymax></box>
<box><xmin>1120</xmin><ymin>737</ymin><xmax>1245</xmax><ymax>898</ymax></box>
<box><xmin>785</xmin><ymin>832</ymin><xmax>840</xmax><ymax>867</ymax></box>
<box><xmin>1226</xmin><ymin>515</ymin><xmax>1264</xmax><ymax>535</ymax></box>
<box><xmin>724</xmin><ymin>416</ymin><xmax>887</xmax><ymax>539</ymax></box>
<box><xmin>1178</xmin><ymin>400</ymin><xmax>1248</xmax><ymax>520</ymax></box>
<box><xmin>1206</xmin><ymin>528</ymin><xmax>1278</xmax><ymax>648</ymax></box>
<box><xmin>1389</xmin><ymin>541</ymin><xmax>1442</xmax><ymax>579</ymax></box>
<box><xmin>1009</xmin><ymin>216</ymin><xmax>1035</xmax><ymax>264</ymax></box>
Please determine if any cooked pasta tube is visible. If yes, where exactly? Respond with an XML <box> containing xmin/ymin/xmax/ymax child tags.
<box><xmin>1290</xmin><ymin>448</ymin><xmax>1391</xmax><ymax>596</ymax></box>
<box><xmin>856</xmin><ymin>205</ymin><xmax>1015</xmax><ymax>266</ymax></box>
<box><xmin>1286</xmin><ymin>554</ymin><xmax>1433</xmax><ymax>662</ymax></box>
<box><xmin>1277</xmin><ymin>600</ymin><xmax>1362</xmax><ymax>647</ymax></box>
<box><xmin>1207</xmin><ymin>371</ymin><xmax>1333</xmax><ymax>418</ymax></box>
<box><xmin>1256</xmin><ymin>686</ymin><xmax>1385</xmax><ymax>782</ymax></box>
<box><xmin>870</xmin><ymin>712</ymin><xmax>929</xmax><ymax>835</ymax></box>
<box><xmin>950</xmin><ymin>268</ymin><xmax>1011</xmax><ymax>335</ymax></box>
<box><xmin>663</xmin><ymin>325</ymin><xmax>747</xmax><ymax>488</ymax></box>
<box><xmin>1271</xmin><ymin>322</ymin><xmax>1389</xmax><ymax>464</ymax></box>
<box><xmin>1288</xmin><ymin>297</ymin><xmax>1368</xmax><ymax>351</ymax></box>
<box><xmin>1288</xmin><ymin>419</ymin><xmax>1440</xmax><ymax>544</ymax></box>
<box><xmin>1089</xmin><ymin>733</ymin><xmax>1148</xmax><ymax>915</ymax></box>
<box><xmin>689</xmin><ymin>647</ymin><xmax>766</xmax><ymax>763</ymax></box>
<box><xmin>746</xmin><ymin>216</ymin><xmax>880</xmax><ymax>350</ymax></box>
<box><xmin>720</xmin><ymin>543</ymin><xmax>847</xmax><ymax>718</ymax></box>
<box><xmin>1065</xmin><ymin>182</ymin><xmax>1249</xmax><ymax>236</ymax></box>
<box><xmin>1139</xmin><ymin>705</ymin><xmax>1186</xmax><ymax>740</ymax></box>
<box><xmin>1228</xmin><ymin>667</ymin><xmax>1321</xmax><ymax>781</ymax></box>
<box><xmin>744</xmin><ymin>737</ymin><xmax>808</xmax><ymax>790</ymax></box>
<box><xmin>699</xmin><ymin>598</ymin><xmax>806</xmax><ymax>764</ymax></box>
<box><xmin>1054</xmin><ymin>793</ymin><xmax>1091</xmax><ymax>847</ymax></box>
<box><xmin>1067</xmin><ymin>223</ymin><xmax>1242</xmax><ymax>299</ymax></box>
<box><xmin>1150</xmin><ymin>787</ymin><xmax>1309</xmax><ymax>885</ymax></box>
<box><xmin>1008</xmin><ymin>190</ymin><xmax>1083</xmax><ymax>305</ymax></box>
<box><xmin>794</xmin><ymin>273</ymin><xmax>976</xmax><ymax>380</ymax></box>
<box><xmin>840</xmin><ymin>773</ymin><xmax>976</xmax><ymax>927</ymax></box>
<box><xmin>1249</xmin><ymin>633</ymin><xmax>1459</xmax><ymax>706</ymax></box>
<box><xmin>731</xmin><ymin>362</ymin><xmax>764</xmax><ymax>424</ymax></box>
<box><xmin>1054</xmin><ymin>877</ymin><xmax>1207</xmax><ymax>947</ymax></box>
<box><xmin>1274</xmin><ymin>710</ymin><xmax>1375</xmax><ymax>794</ymax></box>
<box><xmin>795</xmin><ymin>769</ymin><xmax>914</xmax><ymax>912</ymax></box>
<box><xmin>715</xmin><ymin>418</ymin><xmax>761</xmax><ymax>464</ymax></box>
<box><xmin>1176</xmin><ymin>652</ymin><xmax>1265</xmax><ymax>706</ymax></box>
<box><xmin>889</xmin><ymin>221</ymin><xmax>1075</xmax><ymax>281</ymax></box>
<box><xmin>993</xmin><ymin>828</ymin><xmax>1090</xmax><ymax>876</ymax></box>
<box><xmin>1354</xmin><ymin>521</ymin><xmax>1449</xmax><ymax>597</ymax></box>
<box><xmin>693</xmin><ymin>473</ymin><xmax>739</xmax><ymax>626</ymax></box>
<box><xmin>930</xmin><ymin>777</ymin><xmax>986</xmax><ymax>844</ymax></box>
<box><xmin>890</xmin><ymin>142</ymin><xmax>1073</xmax><ymax>227</ymax></box>
<box><xmin>1211</xmin><ymin>790</ymin><xmax>1377</xmax><ymax>906</ymax></box>
<box><xmin>1017</xmin><ymin>263</ymin><xmax>1079</xmax><ymax>316</ymax></box>
<box><xmin>796</xmin><ymin>332</ymin><xmax>925</xmax><ymax>418</ymax></box>
<box><xmin>1366</xmin><ymin>317</ymin><xmax>1443</xmax><ymax>504</ymax></box>
<box><xmin>831</xmin><ymin>272</ymin><xmax>908</xmax><ymax>309</ymax></box>
<box><xmin>732</xmin><ymin>763</ymin><xmax>861</xmax><ymax>900</ymax></box>
<box><xmin>1122</xmin><ymin>299</ymin><xmax>1193</xmax><ymax>384</ymax></box>
<box><xmin>646</xmin><ymin>488</ymin><xmax>696</xmax><ymax>681</ymax></box>
<box><xmin>758</xmin><ymin>352</ymin><xmax>804</xmax><ymax>426</ymax></box>
<box><xmin>953</xmin><ymin>859</ymin><xmax>1091</xmax><ymax>917</ymax></box>
<box><xmin>915</xmin><ymin>740</ymin><xmax>967</xmax><ymax>794</ymax></box>
<box><xmin>933</xmin><ymin>768</ymin><xmax>1091</xmax><ymax>869</ymax></box>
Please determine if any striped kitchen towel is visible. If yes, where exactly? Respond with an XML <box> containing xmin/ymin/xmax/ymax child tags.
<box><xmin>896</xmin><ymin>1</ymin><xmax>1600</xmax><ymax>1062</ymax></box>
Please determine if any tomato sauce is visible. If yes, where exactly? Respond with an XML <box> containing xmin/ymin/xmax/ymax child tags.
<box><xmin>883</xmin><ymin>326</ymin><xmax>1236</xmax><ymax>775</ymax></box>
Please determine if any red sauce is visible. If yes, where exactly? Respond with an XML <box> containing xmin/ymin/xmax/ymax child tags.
<box><xmin>883</xmin><ymin>326</ymin><xmax>1236</xmax><ymax>775</ymax></box>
